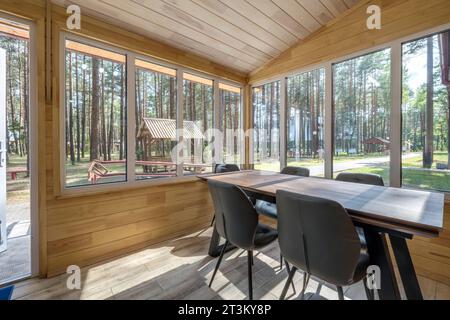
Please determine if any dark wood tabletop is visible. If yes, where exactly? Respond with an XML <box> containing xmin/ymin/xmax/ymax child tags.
<box><xmin>199</xmin><ymin>171</ymin><xmax>445</xmax><ymax>238</ymax></box>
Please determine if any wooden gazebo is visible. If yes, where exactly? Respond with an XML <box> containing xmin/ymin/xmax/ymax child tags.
<box><xmin>363</xmin><ymin>137</ymin><xmax>391</xmax><ymax>153</ymax></box>
<box><xmin>136</xmin><ymin>118</ymin><xmax>205</xmax><ymax>162</ymax></box>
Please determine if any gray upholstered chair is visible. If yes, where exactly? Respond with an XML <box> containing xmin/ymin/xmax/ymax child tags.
<box><xmin>210</xmin><ymin>164</ymin><xmax>241</xmax><ymax>226</ymax></box>
<box><xmin>335</xmin><ymin>172</ymin><xmax>385</xmax><ymax>186</ymax></box>
<box><xmin>207</xmin><ymin>180</ymin><xmax>278</xmax><ymax>300</ymax></box>
<box><xmin>276</xmin><ymin>190</ymin><xmax>372</xmax><ymax>300</ymax></box>
<box><xmin>255</xmin><ymin>166</ymin><xmax>310</xmax><ymax>219</ymax></box>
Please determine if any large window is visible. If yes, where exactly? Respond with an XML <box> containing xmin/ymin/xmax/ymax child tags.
<box><xmin>219</xmin><ymin>83</ymin><xmax>243</xmax><ymax>166</ymax></box>
<box><xmin>135</xmin><ymin>59</ymin><xmax>177</xmax><ymax>180</ymax></box>
<box><xmin>253</xmin><ymin>81</ymin><xmax>280</xmax><ymax>172</ymax></box>
<box><xmin>287</xmin><ymin>68</ymin><xmax>325</xmax><ymax>177</ymax></box>
<box><xmin>183</xmin><ymin>73</ymin><xmax>214</xmax><ymax>174</ymax></box>
<box><xmin>402</xmin><ymin>31</ymin><xmax>450</xmax><ymax>192</ymax></box>
<box><xmin>62</xmin><ymin>35</ymin><xmax>243</xmax><ymax>190</ymax></box>
<box><xmin>64</xmin><ymin>40</ymin><xmax>127</xmax><ymax>187</ymax></box>
<box><xmin>333</xmin><ymin>49</ymin><xmax>391</xmax><ymax>185</ymax></box>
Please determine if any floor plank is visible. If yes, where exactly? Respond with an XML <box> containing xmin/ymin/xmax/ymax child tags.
<box><xmin>10</xmin><ymin>227</ymin><xmax>450</xmax><ymax>300</ymax></box>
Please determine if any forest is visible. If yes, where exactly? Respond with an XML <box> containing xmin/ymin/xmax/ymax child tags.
<box><xmin>63</xmin><ymin>41</ymin><xmax>243</xmax><ymax>186</ymax></box>
<box><xmin>0</xmin><ymin>34</ymin><xmax>30</xmax><ymax>171</ymax></box>
<box><xmin>253</xmin><ymin>31</ymin><xmax>450</xmax><ymax>190</ymax></box>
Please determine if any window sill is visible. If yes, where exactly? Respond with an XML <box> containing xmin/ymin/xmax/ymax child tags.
<box><xmin>55</xmin><ymin>175</ymin><xmax>203</xmax><ymax>200</ymax></box>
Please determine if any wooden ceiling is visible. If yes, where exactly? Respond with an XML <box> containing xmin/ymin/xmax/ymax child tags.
<box><xmin>52</xmin><ymin>0</ymin><xmax>360</xmax><ymax>74</ymax></box>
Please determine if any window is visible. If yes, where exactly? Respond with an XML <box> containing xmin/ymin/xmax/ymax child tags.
<box><xmin>135</xmin><ymin>59</ymin><xmax>177</xmax><ymax>180</ymax></box>
<box><xmin>219</xmin><ymin>83</ymin><xmax>243</xmax><ymax>166</ymax></box>
<box><xmin>252</xmin><ymin>81</ymin><xmax>280</xmax><ymax>172</ymax></box>
<box><xmin>183</xmin><ymin>73</ymin><xmax>214</xmax><ymax>174</ymax></box>
<box><xmin>402</xmin><ymin>31</ymin><xmax>450</xmax><ymax>192</ymax></box>
<box><xmin>287</xmin><ymin>68</ymin><xmax>325</xmax><ymax>177</ymax></box>
<box><xmin>333</xmin><ymin>49</ymin><xmax>391</xmax><ymax>185</ymax></box>
<box><xmin>64</xmin><ymin>40</ymin><xmax>127</xmax><ymax>187</ymax></box>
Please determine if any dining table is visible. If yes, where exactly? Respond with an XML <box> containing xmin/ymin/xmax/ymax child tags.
<box><xmin>199</xmin><ymin>170</ymin><xmax>445</xmax><ymax>300</ymax></box>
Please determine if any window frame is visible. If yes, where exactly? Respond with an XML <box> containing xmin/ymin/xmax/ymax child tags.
<box><xmin>250</xmin><ymin>22</ymin><xmax>450</xmax><ymax>195</ymax></box>
<box><xmin>59</xmin><ymin>32</ymin><xmax>243</xmax><ymax>195</ymax></box>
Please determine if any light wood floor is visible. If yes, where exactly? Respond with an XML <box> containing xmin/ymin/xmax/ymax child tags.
<box><xmin>11</xmin><ymin>228</ymin><xmax>450</xmax><ymax>300</ymax></box>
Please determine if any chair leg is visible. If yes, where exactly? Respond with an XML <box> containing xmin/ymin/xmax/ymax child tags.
<box><xmin>209</xmin><ymin>240</ymin><xmax>228</xmax><ymax>287</ymax></box>
<box><xmin>280</xmin><ymin>265</ymin><xmax>297</xmax><ymax>300</ymax></box>
<box><xmin>337</xmin><ymin>286</ymin><xmax>345</xmax><ymax>300</ymax></box>
<box><xmin>248</xmin><ymin>250</ymin><xmax>253</xmax><ymax>300</ymax></box>
<box><xmin>300</xmin><ymin>273</ymin><xmax>310</xmax><ymax>300</ymax></box>
<box><xmin>363</xmin><ymin>277</ymin><xmax>374</xmax><ymax>300</ymax></box>
<box><xmin>280</xmin><ymin>253</ymin><xmax>283</xmax><ymax>269</ymax></box>
<box><xmin>284</xmin><ymin>260</ymin><xmax>296</xmax><ymax>294</ymax></box>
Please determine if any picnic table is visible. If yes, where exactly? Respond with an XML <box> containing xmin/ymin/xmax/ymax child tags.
<box><xmin>7</xmin><ymin>167</ymin><xmax>28</xmax><ymax>180</ymax></box>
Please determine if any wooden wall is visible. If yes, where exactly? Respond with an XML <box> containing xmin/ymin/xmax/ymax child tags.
<box><xmin>249</xmin><ymin>0</ymin><xmax>450</xmax><ymax>83</ymax></box>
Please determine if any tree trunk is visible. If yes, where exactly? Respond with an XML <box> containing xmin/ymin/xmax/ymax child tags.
<box><xmin>75</xmin><ymin>54</ymin><xmax>81</xmax><ymax>162</ymax></box>
<box><xmin>119</xmin><ymin>67</ymin><xmax>125</xmax><ymax>160</ymax></box>
<box><xmin>101</xmin><ymin>61</ymin><xmax>107</xmax><ymax>161</ymax></box>
<box><xmin>108</xmin><ymin>64</ymin><xmax>115</xmax><ymax>161</ymax></box>
<box><xmin>68</xmin><ymin>53</ymin><xmax>75</xmax><ymax>165</ymax></box>
<box><xmin>424</xmin><ymin>37</ymin><xmax>434</xmax><ymax>168</ymax></box>
<box><xmin>90</xmin><ymin>58</ymin><xmax>100</xmax><ymax>161</ymax></box>
<box><xmin>81</xmin><ymin>56</ymin><xmax>87</xmax><ymax>159</ymax></box>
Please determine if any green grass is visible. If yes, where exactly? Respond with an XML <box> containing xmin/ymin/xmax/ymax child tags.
<box><xmin>402</xmin><ymin>151</ymin><xmax>449</xmax><ymax>168</ymax></box>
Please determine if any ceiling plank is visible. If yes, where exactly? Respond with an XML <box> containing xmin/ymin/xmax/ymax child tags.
<box><xmin>219</xmin><ymin>0</ymin><xmax>298</xmax><ymax>45</ymax></box>
<box><xmin>192</xmin><ymin>0</ymin><xmax>291</xmax><ymax>51</ymax></box>
<box><xmin>162</xmin><ymin>0</ymin><xmax>282</xmax><ymax>58</ymax></box>
<box><xmin>297</xmin><ymin>0</ymin><xmax>334</xmax><ymax>25</ymax></box>
<box><xmin>101</xmin><ymin>0</ymin><xmax>260</xmax><ymax>69</ymax></box>
<box><xmin>245</xmin><ymin>0</ymin><xmax>310</xmax><ymax>40</ymax></box>
<box><xmin>65</xmin><ymin>0</ymin><xmax>255</xmax><ymax>72</ymax></box>
<box><xmin>271</xmin><ymin>0</ymin><xmax>321</xmax><ymax>33</ymax></box>
<box><xmin>319</xmin><ymin>0</ymin><xmax>349</xmax><ymax>17</ymax></box>
<box><xmin>132</xmin><ymin>0</ymin><xmax>270</xmax><ymax>63</ymax></box>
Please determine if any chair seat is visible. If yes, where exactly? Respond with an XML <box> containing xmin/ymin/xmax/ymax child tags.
<box><xmin>255</xmin><ymin>200</ymin><xmax>277</xmax><ymax>219</ymax></box>
<box><xmin>254</xmin><ymin>223</ymin><xmax>278</xmax><ymax>249</ymax></box>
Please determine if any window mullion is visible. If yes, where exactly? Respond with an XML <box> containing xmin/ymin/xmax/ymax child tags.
<box><xmin>390</xmin><ymin>43</ymin><xmax>402</xmax><ymax>188</ymax></box>
<box><xmin>127</xmin><ymin>53</ymin><xmax>136</xmax><ymax>183</ymax></box>
<box><xmin>280</xmin><ymin>77</ymin><xmax>287</xmax><ymax>171</ymax></box>
<box><xmin>176</xmin><ymin>69</ymin><xmax>184</xmax><ymax>177</ymax></box>
<box><xmin>324</xmin><ymin>63</ymin><xmax>333</xmax><ymax>179</ymax></box>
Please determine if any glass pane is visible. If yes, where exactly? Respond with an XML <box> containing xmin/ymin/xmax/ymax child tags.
<box><xmin>287</xmin><ymin>68</ymin><xmax>325</xmax><ymax>177</ymax></box>
<box><xmin>402</xmin><ymin>31</ymin><xmax>450</xmax><ymax>191</ymax></box>
<box><xmin>333</xmin><ymin>48</ymin><xmax>391</xmax><ymax>185</ymax></box>
<box><xmin>64</xmin><ymin>40</ymin><xmax>127</xmax><ymax>187</ymax></box>
<box><xmin>252</xmin><ymin>81</ymin><xmax>281</xmax><ymax>172</ymax></box>
<box><xmin>219</xmin><ymin>84</ymin><xmax>242</xmax><ymax>166</ymax></box>
<box><xmin>183</xmin><ymin>73</ymin><xmax>214</xmax><ymax>174</ymax></box>
<box><xmin>135</xmin><ymin>59</ymin><xmax>177</xmax><ymax>180</ymax></box>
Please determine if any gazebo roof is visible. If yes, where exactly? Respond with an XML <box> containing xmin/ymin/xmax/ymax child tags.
<box><xmin>363</xmin><ymin>137</ymin><xmax>391</xmax><ymax>145</ymax></box>
<box><xmin>137</xmin><ymin>118</ymin><xmax>205</xmax><ymax>141</ymax></box>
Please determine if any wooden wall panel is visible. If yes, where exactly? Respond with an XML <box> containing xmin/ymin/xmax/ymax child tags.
<box><xmin>249</xmin><ymin>0</ymin><xmax>450</xmax><ymax>83</ymax></box>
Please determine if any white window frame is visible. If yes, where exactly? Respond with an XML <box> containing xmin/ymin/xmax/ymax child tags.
<box><xmin>250</xmin><ymin>22</ymin><xmax>450</xmax><ymax>194</ymax></box>
<box><xmin>60</xmin><ymin>32</ymin><xmax>243</xmax><ymax>195</ymax></box>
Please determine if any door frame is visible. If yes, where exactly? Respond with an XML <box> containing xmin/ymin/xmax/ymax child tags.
<box><xmin>0</xmin><ymin>11</ymin><xmax>39</xmax><ymax>279</ymax></box>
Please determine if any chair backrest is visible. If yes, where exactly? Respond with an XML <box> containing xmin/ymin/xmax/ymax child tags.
<box><xmin>208</xmin><ymin>180</ymin><xmax>258</xmax><ymax>250</ymax></box>
<box><xmin>214</xmin><ymin>164</ymin><xmax>240</xmax><ymax>174</ymax></box>
<box><xmin>281</xmin><ymin>166</ymin><xmax>310</xmax><ymax>177</ymax></box>
<box><xmin>335</xmin><ymin>172</ymin><xmax>384</xmax><ymax>186</ymax></box>
<box><xmin>276</xmin><ymin>190</ymin><xmax>361</xmax><ymax>286</ymax></box>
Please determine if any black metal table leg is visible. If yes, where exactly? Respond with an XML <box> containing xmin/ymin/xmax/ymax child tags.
<box><xmin>389</xmin><ymin>235</ymin><xmax>423</xmax><ymax>300</ymax></box>
<box><xmin>208</xmin><ymin>225</ymin><xmax>235</xmax><ymax>257</ymax></box>
<box><xmin>363</xmin><ymin>227</ymin><xmax>401</xmax><ymax>300</ymax></box>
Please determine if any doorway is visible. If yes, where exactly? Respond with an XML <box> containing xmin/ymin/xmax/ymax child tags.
<box><xmin>0</xmin><ymin>15</ymin><xmax>37</xmax><ymax>285</ymax></box>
